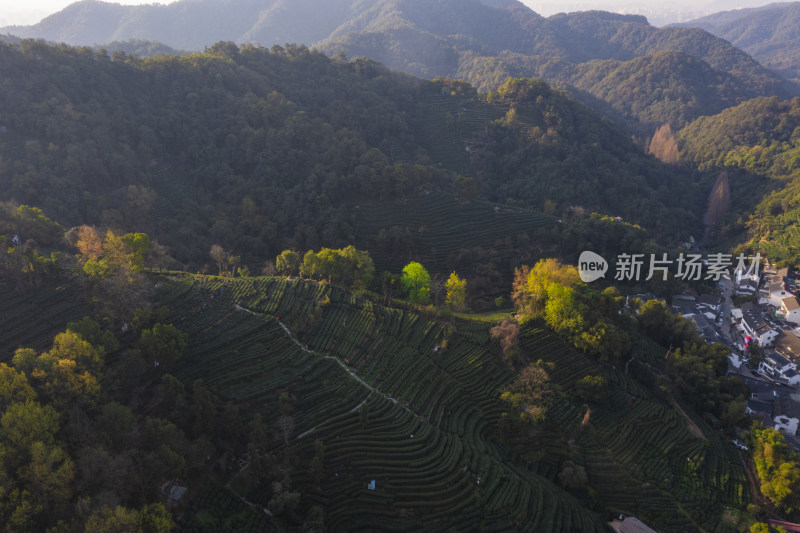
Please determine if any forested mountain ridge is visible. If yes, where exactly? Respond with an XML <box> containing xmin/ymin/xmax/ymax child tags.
<box><xmin>3</xmin><ymin>0</ymin><xmax>793</xmax><ymax>131</ymax></box>
<box><xmin>678</xmin><ymin>96</ymin><xmax>800</xmax><ymax>263</ymax></box>
<box><xmin>458</xmin><ymin>49</ymin><xmax>774</xmax><ymax>131</ymax></box>
<box><xmin>0</xmin><ymin>39</ymin><xmax>702</xmax><ymax>286</ymax></box>
<box><xmin>675</xmin><ymin>2</ymin><xmax>800</xmax><ymax>84</ymax></box>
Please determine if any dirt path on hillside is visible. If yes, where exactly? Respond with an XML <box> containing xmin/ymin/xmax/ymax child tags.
<box><xmin>668</xmin><ymin>395</ymin><xmax>706</xmax><ymax>440</ymax></box>
<box><xmin>740</xmin><ymin>451</ymin><xmax>762</xmax><ymax>504</ymax></box>
<box><xmin>629</xmin><ymin>353</ymin><xmax>706</xmax><ymax>440</ymax></box>
<box><xmin>236</xmin><ymin>303</ymin><xmax>421</xmax><ymax>421</ymax></box>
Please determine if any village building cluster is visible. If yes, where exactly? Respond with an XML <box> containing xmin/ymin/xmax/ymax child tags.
<box><xmin>643</xmin><ymin>260</ymin><xmax>800</xmax><ymax>447</ymax></box>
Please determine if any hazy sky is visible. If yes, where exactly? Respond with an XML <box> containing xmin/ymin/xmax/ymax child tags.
<box><xmin>0</xmin><ymin>1</ymin><xmax>179</xmax><ymax>27</ymax></box>
<box><xmin>0</xmin><ymin>0</ymin><xmax>782</xmax><ymax>27</ymax></box>
<box><xmin>525</xmin><ymin>0</ymin><xmax>779</xmax><ymax>21</ymax></box>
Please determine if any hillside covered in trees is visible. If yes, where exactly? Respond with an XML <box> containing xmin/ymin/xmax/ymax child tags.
<box><xmin>0</xmin><ymin>39</ymin><xmax>703</xmax><ymax>294</ymax></box>
<box><xmin>678</xmin><ymin>96</ymin><xmax>800</xmax><ymax>263</ymax></box>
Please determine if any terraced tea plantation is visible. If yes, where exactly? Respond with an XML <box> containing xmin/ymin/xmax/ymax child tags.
<box><xmin>155</xmin><ymin>275</ymin><xmax>749</xmax><ymax>532</ymax></box>
<box><xmin>159</xmin><ymin>275</ymin><xmax>604</xmax><ymax>531</ymax></box>
<box><xmin>355</xmin><ymin>192</ymin><xmax>556</xmax><ymax>276</ymax></box>
<box><xmin>520</xmin><ymin>331</ymin><xmax>749</xmax><ymax>533</ymax></box>
<box><xmin>415</xmin><ymin>94</ymin><xmax>506</xmax><ymax>175</ymax></box>
<box><xmin>0</xmin><ymin>279</ymin><xmax>90</xmax><ymax>358</ymax></box>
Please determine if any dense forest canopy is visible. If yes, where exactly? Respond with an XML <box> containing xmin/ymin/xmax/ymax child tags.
<box><xmin>0</xmin><ymin>39</ymin><xmax>702</xmax><ymax>282</ymax></box>
<box><xmin>678</xmin><ymin>96</ymin><xmax>800</xmax><ymax>264</ymax></box>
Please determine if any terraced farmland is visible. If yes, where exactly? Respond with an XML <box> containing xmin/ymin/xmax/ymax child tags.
<box><xmin>0</xmin><ymin>279</ymin><xmax>90</xmax><ymax>358</ymax></box>
<box><xmin>520</xmin><ymin>331</ymin><xmax>749</xmax><ymax>532</ymax></box>
<box><xmin>415</xmin><ymin>94</ymin><xmax>506</xmax><ymax>175</ymax></box>
<box><xmin>355</xmin><ymin>192</ymin><xmax>556</xmax><ymax>276</ymax></box>
<box><xmin>157</xmin><ymin>275</ymin><xmax>749</xmax><ymax>532</ymax></box>
<box><xmin>159</xmin><ymin>275</ymin><xmax>607</xmax><ymax>531</ymax></box>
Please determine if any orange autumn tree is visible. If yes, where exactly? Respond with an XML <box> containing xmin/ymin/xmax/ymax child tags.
<box><xmin>75</xmin><ymin>225</ymin><xmax>103</xmax><ymax>262</ymax></box>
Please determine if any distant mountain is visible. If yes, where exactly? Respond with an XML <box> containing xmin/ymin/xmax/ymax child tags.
<box><xmin>325</xmin><ymin>2</ymin><xmax>792</xmax><ymax>129</ymax></box>
<box><xmin>457</xmin><ymin>48</ymin><xmax>780</xmax><ymax>132</ymax></box>
<box><xmin>0</xmin><ymin>0</ymin><xmax>365</xmax><ymax>50</ymax></box>
<box><xmin>3</xmin><ymin>0</ymin><xmax>793</xmax><ymax>130</ymax></box>
<box><xmin>675</xmin><ymin>2</ymin><xmax>800</xmax><ymax>84</ymax></box>
<box><xmin>0</xmin><ymin>32</ymin><xmax>181</xmax><ymax>59</ymax></box>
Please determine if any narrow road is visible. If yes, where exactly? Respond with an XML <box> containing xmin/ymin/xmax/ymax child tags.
<box><xmin>739</xmin><ymin>451</ymin><xmax>762</xmax><ymax>504</ymax></box>
<box><xmin>719</xmin><ymin>277</ymin><xmax>733</xmax><ymax>344</ymax></box>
